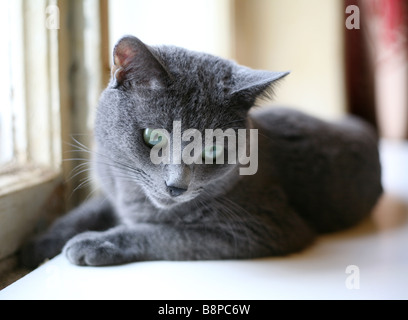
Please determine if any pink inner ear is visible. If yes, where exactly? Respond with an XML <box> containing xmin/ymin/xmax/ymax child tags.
<box><xmin>114</xmin><ymin>46</ymin><xmax>137</xmax><ymax>68</ymax></box>
<box><xmin>112</xmin><ymin>43</ymin><xmax>138</xmax><ymax>79</ymax></box>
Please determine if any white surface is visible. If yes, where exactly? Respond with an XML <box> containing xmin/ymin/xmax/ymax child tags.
<box><xmin>1</xmin><ymin>140</ymin><xmax>407</xmax><ymax>300</ymax></box>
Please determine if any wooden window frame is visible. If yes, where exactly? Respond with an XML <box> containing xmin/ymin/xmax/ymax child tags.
<box><xmin>0</xmin><ymin>0</ymin><xmax>109</xmax><ymax>271</ymax></box>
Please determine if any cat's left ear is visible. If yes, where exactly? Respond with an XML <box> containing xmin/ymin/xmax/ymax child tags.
<box><xmin>231</xmin><ymin>68</ymin><xmax>289</xmax><ymax>104</ymax></box>
<box><xmin>111</xmin><ymin>35</ymin><xmax>171</xmax><ymax>89</ymax></box>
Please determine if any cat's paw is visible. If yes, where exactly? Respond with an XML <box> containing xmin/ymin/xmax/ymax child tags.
<box><xmin>63</xmin><ymin>232</ymin><xmax>126</xmax><ymax>266</ymax></box>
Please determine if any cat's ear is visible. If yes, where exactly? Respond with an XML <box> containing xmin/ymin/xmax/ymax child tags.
<box><xmin>111</xmin><ymin>35</ymin><xmax>171</xmax><ymax>89</ymax></box>
<box><xmin>231</xmin><ymin>68</ymin><xmax>289</xmax><ymax>105</ymax></box>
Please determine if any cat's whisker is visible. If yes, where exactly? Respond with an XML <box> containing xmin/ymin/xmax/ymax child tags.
<box><xmin>68</xmin><ymin>138</ymin><xmax>147</xmax><ymax>178</ymax></box>
<box><xmin>68</xmin><ymin>165</ymin><xmax>93</xmax><ymax>182</ymax></box>
<box><xmin>213</xmin><ymin>119</ymin><xmax>246</xmax><ymax>130</ymax></box>
<box><xmin>66</xmin><ymin>141</ymin><xmax>151</xmax><ymax>201</ymax></box>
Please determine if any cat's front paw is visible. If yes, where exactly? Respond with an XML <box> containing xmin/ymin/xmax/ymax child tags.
<box><xmin>63</xmin><ymin>232</ymin><xmax>127</xmax><ymax>266</ymax></box>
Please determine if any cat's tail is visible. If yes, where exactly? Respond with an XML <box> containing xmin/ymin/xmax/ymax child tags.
<box><xmin>331</xmin><ymin>114</ymin><xmax>383</xmax><ymax>227</ymax></box>
<box><xmin>336</xmin><ymin>114</ymin><xmax>380</xmax><ymax>143</ymax></box>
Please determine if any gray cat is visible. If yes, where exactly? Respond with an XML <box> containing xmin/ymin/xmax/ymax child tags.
<box><xmin>21</xmin><ymin>36</ymin><xmax>382</xmax><ymax>267</ymax></box>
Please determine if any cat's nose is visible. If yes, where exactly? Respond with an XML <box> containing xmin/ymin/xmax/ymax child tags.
<box><xmin>166</xmin><ymin>184</ymin><xmax>187</xmax><ymax>197</ymax></box>
<box><xmin>165</xmin><ymin>164</ymin><xmax>191</xmax><ymax>197</ymax></box>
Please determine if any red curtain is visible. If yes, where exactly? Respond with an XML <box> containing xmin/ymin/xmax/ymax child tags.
<box><xmin>345</xmin><ymin>0</ymin><xmax>408</xmax><ymax>139</ymax></box>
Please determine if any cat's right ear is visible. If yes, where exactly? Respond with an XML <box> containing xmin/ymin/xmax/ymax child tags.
<box><xmin>231</xmin><ymin>68</ymin><xmax>290</xmax><ymax>104</ymax></box>
<box><xmin>111</xmin><ymin>36</ymin><xmax>171</xmax><ymax>89</ymax></box>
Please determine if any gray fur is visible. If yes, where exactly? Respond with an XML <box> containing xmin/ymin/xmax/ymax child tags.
<box><xmin>21</xmin><ymin>36</ymin><xmax>382</xmax><ymax>267</ymax></box>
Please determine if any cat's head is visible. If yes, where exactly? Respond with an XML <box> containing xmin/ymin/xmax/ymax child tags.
<box><xmin>95</xmin><ymin>35</ymin><xmax>287</xmax><ymax>209</ymax></box>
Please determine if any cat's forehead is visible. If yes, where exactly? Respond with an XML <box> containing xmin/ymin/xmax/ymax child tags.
<box><xmin>131</xmin><ymin>46</ymin><xmax>239</xmax><ymax>130</ymax></box>
<box><xmin>154</xmin><ymin>45</ymin><xmax>234</xmax><ymax>91</ymax></box>
<box><xmin>135</xmin><ymin>93</ymin><xmax>244</xmax><ymax>132</ymax></box>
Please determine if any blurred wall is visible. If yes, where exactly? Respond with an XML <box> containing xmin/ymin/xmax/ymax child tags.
<box><xmin>108</xmin><ymin>0</ymin><xmax>234</xmax><ymax>58</ymax></box>
<box><xmin>234</xmin><ymin>0</ymin><xmax>346</xmax><ymax>119</ymax></box>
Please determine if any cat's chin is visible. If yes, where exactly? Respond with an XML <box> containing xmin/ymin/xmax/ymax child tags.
<box><xmin>148</xmin><ymin>194</ymin><xmax>197</xmax><ymax>209</ymax></box>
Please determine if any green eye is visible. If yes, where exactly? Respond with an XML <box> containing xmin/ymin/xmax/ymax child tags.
<box><xmin>143</xmin><ymin>128</ymin><xmax>168</xmax><ymax>148</ymax></box>
<box><xmin>202</xmin><ymin>145</ymin><xmax>224</xmax><ymax>162</ymax></box>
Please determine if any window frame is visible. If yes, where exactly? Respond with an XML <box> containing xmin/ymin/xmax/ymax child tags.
<box><xmin>0</xmin><ymin>0</ymin><xmax>109</xmax><ymax>263</ymax></box>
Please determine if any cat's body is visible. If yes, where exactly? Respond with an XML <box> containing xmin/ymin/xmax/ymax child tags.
<box><xmin>21</xmin><ymin>36</ymin><xmax>382</xmax><ymax>267</ymax></box>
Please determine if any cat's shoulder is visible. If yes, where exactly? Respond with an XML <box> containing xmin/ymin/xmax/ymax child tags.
<box><xmin>249</xmin><ymin>106</ymin><xmax>327</xmax><ymax>138</ymax></box>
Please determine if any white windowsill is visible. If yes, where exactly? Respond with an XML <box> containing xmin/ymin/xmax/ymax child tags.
<box><xmin>1</xmin><ymin>140</ymin><xmax>407</xmax><ymax>300</ymax></box>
